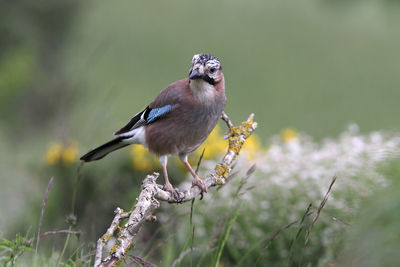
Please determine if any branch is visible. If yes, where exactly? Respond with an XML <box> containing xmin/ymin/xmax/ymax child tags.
<box><xmin>95</xmin><ymin>113</ymin><xmax>257</xmax><ymax>266</ymax></box>
<box><xmin>221</xmin><ymin>111</ymin><xmax>233</xmax><ymax>129</ymax></box>
<box><xmin>39</xmin><ymin>230</ymin><xmax>82</xmax><ymax>239</ymax></box>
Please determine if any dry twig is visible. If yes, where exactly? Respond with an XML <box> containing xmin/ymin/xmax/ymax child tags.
<box><xmin>39</xmin><ymin>230</ymin><xmax>82</xmax><ymax>239</ymax></box>
<box><xmin>304</xmin><ymin>176</ymin><xmax>337</xmax><ymax>245</ymax></box>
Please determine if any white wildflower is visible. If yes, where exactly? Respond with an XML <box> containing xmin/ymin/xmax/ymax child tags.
<box><xmin>179</xmin><ymin>125</ymin><xmax>399</xmax><ymax>261</ymax></box>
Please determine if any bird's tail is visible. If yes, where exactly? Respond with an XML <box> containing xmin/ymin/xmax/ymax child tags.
<box><xmin>80</xmin><ymin>137</ymin><xmax>129</xmax><ymax>162</ymax></box>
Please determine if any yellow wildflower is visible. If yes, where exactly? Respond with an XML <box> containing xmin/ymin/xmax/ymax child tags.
<box><xmin>45</xmin><ymin>141</ymin><xmax>79</xmax><ymax>165</ymax></box>
<box><xmin>243</xmin><ymin>134</ymin><xmax>262</xmax><ymax>160</ymax></box>
<box><xmin>194</xmin><ymin>124</ymin><xmax>227</xmax><ymax>160</ymax></box>
<box><xmin>62</xmin><ymin>141</ymin><xmax>79</xmax><ymax>164</ymax></box>
<box><xmin>45</xmin><ymin>143</ymin><xmax>63</xmax><ymax>165</ymax></box>
<box><xmin>131</xmin><ymin>145</ymin><xmax>158</xmax><ymax>171</ymax></box>
<box><xmin>280</xmin><ymin>128</ymin><xmax>298</xmax><ymax>143</ymax></box>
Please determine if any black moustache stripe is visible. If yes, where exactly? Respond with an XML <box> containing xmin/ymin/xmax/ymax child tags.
<box><xmin>202</xmin><ymin>75</ymin><xmax>216</xmax><ymax>85</ymax></box>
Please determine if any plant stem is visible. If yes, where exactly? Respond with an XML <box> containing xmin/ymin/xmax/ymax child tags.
<box><xmin>57</xmin><ymin>225</ymin><xmax>73</xmax><ymax>266</ymax></box>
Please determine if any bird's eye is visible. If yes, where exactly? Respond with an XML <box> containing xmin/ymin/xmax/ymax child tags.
<box><xmin>209</xmin><ymin>68</ymin><xmax>216</xmax><ymax>74</ymax></box>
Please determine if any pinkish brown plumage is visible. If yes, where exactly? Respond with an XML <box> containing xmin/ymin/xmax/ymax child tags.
<box><xmin>146</xmin><ymin>77</ymin><xmax>225</xmax><ymax>156</ymax></box>
<box><xmin>80</xmin><ymin>54</ymin><xmax>226</xmax><ymax>200</ymax></box>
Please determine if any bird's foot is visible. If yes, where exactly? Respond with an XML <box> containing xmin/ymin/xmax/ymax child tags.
<box><xmin>192</xmin><ymin>177</ymin><xmax>207</xmax><ymax>199</ymax></box>
<box><xmin>163</xmin><ymin>183</ymin><xmax>183</xmax><ymax>202</ymax></box>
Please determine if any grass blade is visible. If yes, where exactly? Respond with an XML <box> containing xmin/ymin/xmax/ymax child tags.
<box><xmin>213</xmin><ymin>203</ymin><xmax>242</xmax><ymax>267</ymax></box>
<box><xmin>35</xmin><ymin>177</ymin><xmax>54</xmax><ymax>257</ymax></box>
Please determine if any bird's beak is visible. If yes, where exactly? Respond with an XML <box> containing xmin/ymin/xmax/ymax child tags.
<box><xmin>189</xmin><ymin>69</ymin><xmax>203</xmax><ymax>80</ymax></box>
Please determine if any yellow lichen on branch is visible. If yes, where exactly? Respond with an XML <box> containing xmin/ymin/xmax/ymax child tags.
<box><xmin>215</xmin><ymin>163</ymin><xmax>230</xmax><ymax>184</ymax></box>
<box><xmin>227</xmin><ymin>117</ymin><xmax>256</xmax><ymax>156</ymax></box>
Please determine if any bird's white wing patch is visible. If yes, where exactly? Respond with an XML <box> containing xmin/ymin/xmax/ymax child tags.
<box><xmin>120</xmin><ymin>126</ymin><xmax>147</xmax><ymax>146</ymax></box>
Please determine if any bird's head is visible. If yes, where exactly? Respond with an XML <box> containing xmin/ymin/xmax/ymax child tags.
<box><xmin>189</xmin><ymin>54</ymin><xmax>222</xmax><ymax>85</ymax></box>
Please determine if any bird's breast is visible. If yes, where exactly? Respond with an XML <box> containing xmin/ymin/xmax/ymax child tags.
<box><xmin>189</xmin><ymin>80</ymin><xmax>216</xmax><ymax>103</ymax></box>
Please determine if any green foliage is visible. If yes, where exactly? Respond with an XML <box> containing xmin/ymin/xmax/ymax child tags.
<box><xmin>0</xmin><ymin>233</ymin><xmax>33</xmax><ymax>266</ymax></box>
<box><xmin>0</xmin><ymin>46</ymin><xmax>35</xmax><ymax>103</ymax></box>
<box><xmin>339</xmin><ymin>159</ymin><xmax>400</xmax><ymax>266</ymax></box>
<box><xmin>212</xmin><ymin>202</ymin><xmax>242</xmax><ymax>267</ymax></box>
<box><xmin>3</xmin><ymin>156</ymin><xmax>400</xmax><ymax>266</ymax></box>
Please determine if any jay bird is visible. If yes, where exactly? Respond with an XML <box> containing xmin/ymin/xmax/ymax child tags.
<box><xmin>80</xmin><ymin>54</ymin><xmax>226</xmax><ymax>198</ymax></box>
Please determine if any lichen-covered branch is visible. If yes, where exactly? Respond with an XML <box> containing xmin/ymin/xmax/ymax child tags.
<box><xmin>95</xmin><ymin>113</ymin><xmax>257</xmax><ymax>267</ymax></box>
<box><xmin>95</xmin><ymin>208</ymin><xmax>130</xmax><ymax>266</ymax></box>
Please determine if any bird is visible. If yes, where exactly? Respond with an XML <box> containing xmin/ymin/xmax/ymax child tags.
<box><xmin>80</xmin><ymin>53</ymin><xmax>226</xmax><ymax>199</ymax></box>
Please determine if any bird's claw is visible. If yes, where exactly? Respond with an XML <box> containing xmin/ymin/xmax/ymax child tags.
<box><xmin>163</xmin><ymin>183</ymin><xmax>183</xmax><ymax>203</ymax></box>
<box><xmin>192</xmin><ymin>177</ymin><xmax>207</xmax><ymax>199</ymax></box>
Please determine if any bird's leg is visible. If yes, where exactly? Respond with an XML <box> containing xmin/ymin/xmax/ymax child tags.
<box><xmin>180</xmin><ymin>155</ymin><xmax>208</xmax><ymax>194</ymax></box>
<box><xmin>160</xmin><ymin>156</ymin><xmax>181</xmax><ymax>200</ymax></box>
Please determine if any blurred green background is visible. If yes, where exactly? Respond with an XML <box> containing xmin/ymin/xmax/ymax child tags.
<box><xmin>1</xmin><ymin>0</ymin><xmax>400</xmax><ymax>265</ymax></box>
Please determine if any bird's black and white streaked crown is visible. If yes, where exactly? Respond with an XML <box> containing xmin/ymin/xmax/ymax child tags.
<box><xmin>191</xmin><ymin>54</ymin><xmax>222</xmax><ymax>70</ymax></box>
<box><xmin>189</xmin><ymin>54</ymin><xmax>222</xmax><ymax>85</ymax></box>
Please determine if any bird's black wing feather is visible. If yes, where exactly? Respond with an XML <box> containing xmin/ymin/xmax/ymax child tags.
<box><xmin>80</xmin><ymin>136</ymin><xmax>128</xmax><ymax>162</ymax></box>
<box><xmin>114</xmin><ymin>104</ymin><xmax>173</xmax><ymax>136</ymax></box>
<box><xmin>114</xmin><ymin>107</ymin><xmax>150</xmax><ymax>135</ymax></box>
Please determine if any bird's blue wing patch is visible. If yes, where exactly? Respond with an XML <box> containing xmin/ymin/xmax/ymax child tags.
<box><xmin>146</xmin><ymin>105</ymin><xmax>172</xmax><ymax>123</ymax></box>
